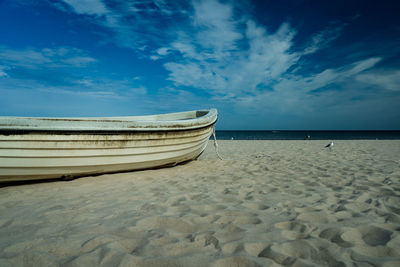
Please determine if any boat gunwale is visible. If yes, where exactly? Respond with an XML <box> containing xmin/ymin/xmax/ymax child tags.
<box><xmin>0</xmin><ymin>122</ymin><xmax>216</xmax><ymax>136</ymax></box>
<box><xmin>0</xmin><ymin>109</ymin><xmax>218</xmax><ymax>132</ymax></box>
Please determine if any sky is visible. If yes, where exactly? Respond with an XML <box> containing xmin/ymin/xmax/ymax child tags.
<box><xmin>0</xmin><ymin>0</ymin><xmax>399</xmax><ymax>130</ymax></box>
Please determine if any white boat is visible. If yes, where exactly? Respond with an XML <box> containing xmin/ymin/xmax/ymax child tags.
<box><xmin>0</xmin><ymin>109</ymin><xmax>217</xmax><ymax>182</ymax></box>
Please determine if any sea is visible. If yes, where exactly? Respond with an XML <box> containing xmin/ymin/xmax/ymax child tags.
<box><xmin>215</xmin><ymin>130</ymin><xmax>400</xmax><ymax>140</ymax></box>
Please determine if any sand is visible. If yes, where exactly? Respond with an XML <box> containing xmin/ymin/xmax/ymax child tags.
<box><xmin>1</xmin><ymin>140</ymin><xmax>400</xmax><ymax>266</ymax></box>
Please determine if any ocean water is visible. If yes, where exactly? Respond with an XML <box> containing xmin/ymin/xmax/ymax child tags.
<box><xmin>215</xmin><ymin>130</ymin><xmax>400</xmax><ymax>140</ymax></box>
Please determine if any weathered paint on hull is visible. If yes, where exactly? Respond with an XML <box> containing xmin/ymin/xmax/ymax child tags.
<box><xmin>0</xmin><ymin>126</ymin><xmax>213</xmax><ymax>182</ymax></box>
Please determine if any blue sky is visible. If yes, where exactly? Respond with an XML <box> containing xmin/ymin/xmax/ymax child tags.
<box><xmin>0</xmin><ymin>0</ymin><xmax>399</xmax><ymax>130</ymax></box>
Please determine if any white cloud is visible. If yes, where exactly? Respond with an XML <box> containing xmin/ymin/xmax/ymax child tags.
<box><xmin>2</xmin><ymin>0</ymin><xmax>397</xmax><ymax>128</ymax></box>
<box><xmin>129</xmin><ymin>86</ymin><xmax>147</xmax><ymax>95</ymax></box>
<box><xmin>61</xmin><ymin>0</ymin><xmax>108</xmax><ymax>16</ymax></box>
<box><xmin>346</xmin><ymin>57</ymin><xmax>381</xmax><ymax>76</ymax></box>
<box><xmin>41</xmin><ymin>87</ymin><xmax>121</xmax><ymax>98</ymax></box>
<box><xmin>22</xmin><ymin>0</ymin><xmax>393</xmax><ymax>124</ymax></box>
<box><xmin>241</xmin><ymin>21</ymin><xmax>298</xmax><ymax>82</ymax></box>
<box><xmin>49</xmin><ymin>0</ymin><xmax>394</xmax><ymax>110</ymax></box>
<box><xmin>0</xmin><ymin>46</ymin><xmax>97</xmax><ymax>69</ymax></box>
<box><xmin>164</xmin><ymin>62</ymin><xmax>227</xmax><ymax>91</ymax></box>
<box><xmin>0</xmin><ymin>47</ymin><xmax>51</xmax><ymax>68</ymax></box>
<box><xmin>62</xmin><ymin>56</ymin><xmax>97</xmax><ymax>66</ymax></box>
<box><xmin>276</xmin><ymin>57</ymin><xmax>382</xmax><ymax>94</ymax></box>
<box><xmin>156</xmin><ymin>47</ymin><xmax>170</xmax><ymax>56</ymax></box>
<box><xmin>233</xmin><ymin>56</ymin><xmax>383</xmax><ymax>116</ymax></box>
<box><xmin>76</xmin><ymin>79</ymin><xmax>94</xmax><ymax>87</ymax></box>
<box><xmin>150</xmin><ymin>55</ymin><xmax>160</xmax><ymax>61</ymax></box>
<box><xmin>171</xmin><ymin>38</ymin><xmax>203</xmax><ymax>60</ymax></box>
<box><xmin>55</xmin><ymin>0</ymin><xmax>187</xmax><ymax>50</ymax></box>
<box><xmin>150</xmin><ymin>47</ymin><xmax>170</xmax><ymax>60</ymax></box>
<box><xmin>356</xmin><ymin>70</ymin><xmax>400</xmax><ymax>91</ymax></box>
<box><xmin>0</xmin><ymin>75</ymin><xmax>147</xmax><ymax>101</ymax></box>
<box><xmin>156</xmin><ymin>0</ymin><xmax>386</xmax><ymax>117</ymax></box>
<box><xmin>0</xmin><ymin>65</ymin><xmax>9</xmax><ymax>77</ymax></box>
<box><xmin>302</xmin><ymin>25</ymin><xmax>344</xmax><ymax>55</ymax></box>
<box><xmin>163</xmin><ymin>12</ymin><xmax>300</xmax><ymax>97</ymax></box>
<box><xmin>192</xmin><ymin>0</ymin><xmax>242</xmax><ymax>58</ymax></box>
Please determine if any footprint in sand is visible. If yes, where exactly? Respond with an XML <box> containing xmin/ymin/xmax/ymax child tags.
<box><xmin>211</xmin><ymin>255</ymin><xmax>268</xmax><ymax>267</ymax></box>
<box><xmin>359</xmin><ymin>225</ymin><xmax>392</xmax><ymax>247</ymax></box>
<box><xmin>297</xmin><ymin>211</ymin><xmax>337</xmax><ymax>224</ymax></box>
<box><xmin>192</xmin><ymin>233</ymin><xmax>220</xmax><ymax>249</ymax></box>
<box><xmin>382</xmin><ymin>195</ymin><xmax>400</xmax><ymax>215</ymax></box>
<box><xmin>319</xmin><ymin>228</ymin><xmax>352</xmax><ymax>248</ymax></box>
<box><xmin>258</xmin><ymin>240</ymin><xmax>346</xmax><ymax>266</ymax></box>
<box><xmin>257</xmin><ymin>245</ymin><xmax>295</xmax><ymax>266</ymax></box>
<box><xmin>341</xmin><ymin>225</ymin><xmax>399</xmax><ymax>258</ymax></box>
<box><xmin>242</xmin><ymin>202</ymin><xmax>270</xmax><ymax>211</ymax></box>
<box><xmin>221</xmin><ymin>242</ymin><xmax>243</xmax><ymax>254</ymax></box>
<box><xmin>215</xmin><ymin>210</ymin><xmax>261</xmax><ymax>226</ymax></box>
<box><xmin>243</xmin><ymin>242</ymin><xmax>270</xmax><ymax>257</ymax></box>
<box><xmin>233</xmin><ymin>215</ymin><xmax>262</xmax><ymax>225</ymax></box>
<box><xmin>344</xmin><ymin>201</ymin><xmax>372</xmax><ymax>213</ymax></box>
<box><xmin>135</xmin><ymin>216</ymin><xmax>198</xmax><ymax>233</ymax></box>
<box><xmin>275</xmin><ymin>220</ymin><xmax>315</xmax><ymax>240</ymax></box>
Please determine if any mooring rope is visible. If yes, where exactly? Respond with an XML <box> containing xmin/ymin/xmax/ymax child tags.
<box><xmin>212</xmin><ymin>126</ymin><xmax>223</xmax><ymax>160</ymax></box>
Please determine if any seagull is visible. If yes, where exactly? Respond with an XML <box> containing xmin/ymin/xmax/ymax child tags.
<box><xmin>325</xmin><ymin>141</ymin><xmax>334</xmax><ymax>149</ymax></box>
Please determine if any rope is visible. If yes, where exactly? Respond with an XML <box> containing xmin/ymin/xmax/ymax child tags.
<box><xmin>212</xmin><ymin>126</ymin><xmax>223</xmax><ymax>160</ymax></box>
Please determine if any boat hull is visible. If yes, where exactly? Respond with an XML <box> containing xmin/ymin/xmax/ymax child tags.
<box><xmin>0</xmin><ymin>126</ymin><xmax>213</xmax><ymax>182</ymax></box>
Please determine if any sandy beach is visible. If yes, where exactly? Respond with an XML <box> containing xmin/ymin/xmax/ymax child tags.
<box><xmin>1</xmin><ymin>140</ymin><xmax>400</xmax><ymax>266</ymax></box>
